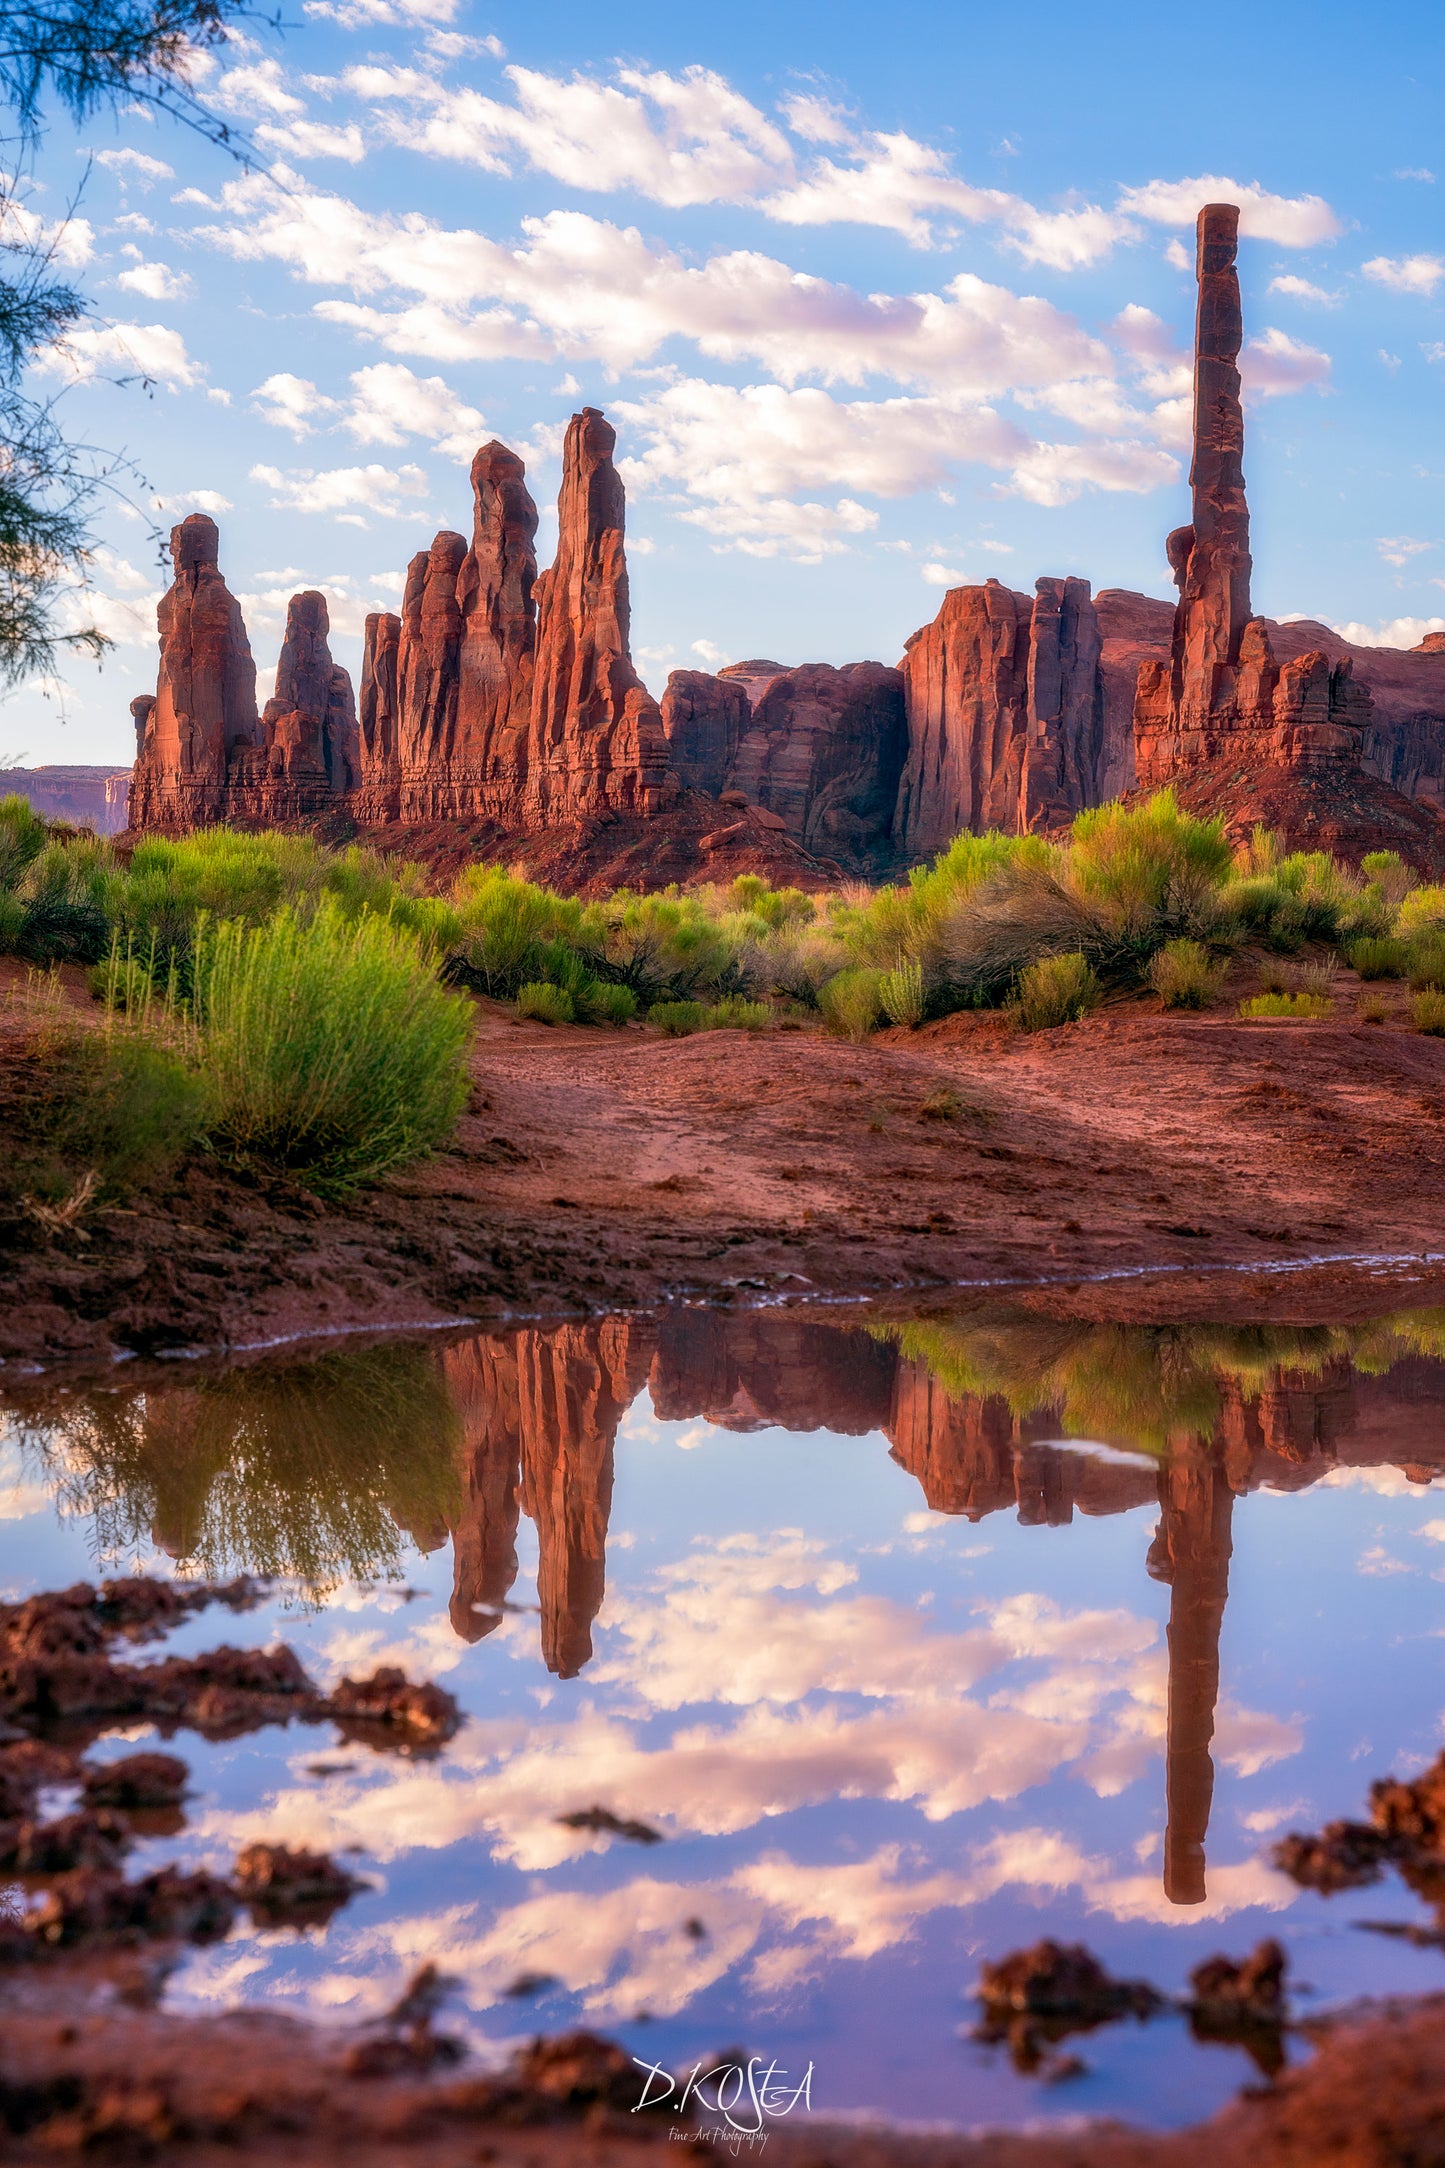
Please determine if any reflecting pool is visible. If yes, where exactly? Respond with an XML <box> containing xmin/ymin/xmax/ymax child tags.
<box><xmin>6</xmin><ymin>1299</ymin><xmax>1445</xmax><ymax>2132</ymax></box>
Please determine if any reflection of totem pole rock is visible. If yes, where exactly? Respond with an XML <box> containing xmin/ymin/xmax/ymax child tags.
<box><xmin>1148</xmin><ymin>1440</ymin><xmax>1235</xmax><ymax>1905</ymax></box>
<box><xmin>517</xmin><ymin>1318</ymin><xmax>655</xmax><ymax>1679</ymax></box>
<box><xmin>441</xmin><ymin>1341</ymin><xmax>523</xmax><ymax>1643</ymax></box>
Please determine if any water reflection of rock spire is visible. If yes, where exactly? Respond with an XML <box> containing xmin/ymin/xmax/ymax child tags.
<box><xmin>1148</xmin><ymin>1441</ymin><xmax>1234</xmax><ymax>1906</ymax></box>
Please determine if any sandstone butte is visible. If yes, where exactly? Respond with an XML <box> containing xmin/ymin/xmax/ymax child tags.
<box><xmin>126</xmin><ymin>256</ymin><xmax>1445</xmax><ymax>881</ymax></box>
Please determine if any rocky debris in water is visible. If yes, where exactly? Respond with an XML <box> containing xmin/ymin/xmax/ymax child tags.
<box><xmin>232</xmin><ymin>1842</ymin><xmax>365</xmax><ymax>1928</ymax></box>
<box><xmin>555</xmin><ymin>1803</ymin><xmax>663</xmax><ymax>1844</ymax></box>
<box><xmin>0</xmin><ymin>1738</ymin><xmax>77</xmax><ymax>1817</ymax></box>
<box><xmin>344</xmin><ymin>1963</ymin><xmax>465</xmax><ymax>2077</ymax></box>
<box><xmin>974</xmin><ymin>1939</ymin><xmax>1162</xmax><ymax>2078</ymax></box>
<box><xmin>81</xmin><ymin>1753</ymin><xmax>189</xmax><ymax>1814</ymax></box>
<box><xmin>0</xmin><ymin>1577</ymin><xmax>260</xmax><ymax>1664</ymax></box>
<box><xmin>512</xmin><ymin>2031</ymin><xmax>665</xmax><ymax>2118</ymax></box>
<box><xmin>24</xmin><ymin>1865</ymin><xmax>237</xmax><ymax>1953</ymax></box>
<box><xmin>1272</xmin><ymin>1818</ymin><xmax>1400</xmax><ymax>1891</ymax></box>
<box><xmin>1188</xmin><ymin>1939</ymin><xmax>1289</xmax><ymax>2079</ymax></box>
<box><xmin>0</xmin><ymin>1808</ymin><xmax>131</xmax><ymax>1876</ymax></box>
<box><xmin>1370</xmin><ymin>1750</ymin><xmax>1445</xmax><ymax>1851</ymax></box>
<box><xmin>325</xmin><ymin>1666</ymin><xmax>461</xmax><ymax>1753</ymax></box>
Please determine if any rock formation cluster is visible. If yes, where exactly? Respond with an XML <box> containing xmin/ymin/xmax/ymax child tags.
<box><xmin>127</xmin><ymin>254</ymin><xmax>1445</xmax><ymax>871</ymax></box>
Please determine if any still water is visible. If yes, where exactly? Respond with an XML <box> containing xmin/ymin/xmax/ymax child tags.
<box><xmin>5</xmin><ymin>1299</ymin><xmax>1445</xmax><ymax>2133</ymax></box>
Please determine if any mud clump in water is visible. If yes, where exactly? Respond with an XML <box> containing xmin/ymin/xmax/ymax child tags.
<box><xmin>1188</xmin><ymin>1939</ymin><xmax>1289</xmax><ymax>2079</ymax></box>
<box><xmin>0</xmin><ymin>1808</ymin><xmax>131</xmax><ymax>1876</ymax></box>
<box><xmin>326</xmin><ymin>1667</ymin><xmax>461</xmax><ymax>1754</ymax></box>
<box><xmin>81</xmin><ymin>1753</ymin><xmax>189</xmax><ymax>1814</ymax></box>
<box><xmin>1272</xmin><ymin>1819</ymin><xmax>1399</xmax><ymax>1891</ymax></box>
<box><xmin>555</xmin><ymin>1803</ymin><xmax>664</xmax><ymax>1844</ymax></box>
<box><xmin>975</xmin><ymin>1939</ymin><xmax>1162</xmax><ymax>2076</ymax></box>
<box><xmin>233</xmin><ymin>1842</ymin><xmax>365</xmax><ymax>1929</ymax></box>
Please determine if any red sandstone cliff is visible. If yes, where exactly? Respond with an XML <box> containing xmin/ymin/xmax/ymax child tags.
<box><xmin>255</xmin><ymin>590</ymin><xmax>361</xmax><ymax>797</ymax></box>
<box><xmin>130</xmin><ymin>515</ymin><xmax>262</xmax><ymax>828</ymax></box>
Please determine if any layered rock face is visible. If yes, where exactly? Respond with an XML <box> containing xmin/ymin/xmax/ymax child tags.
<box><xmin>894</xmin><ymin>575</ymin><xmax>1108</xmax><ymax>852</ymax></box>
<box><xmin>130</xmin><ymin>517</ymin><xmax>358</xmax><ymax>828</ymax></box>
<box><xmin>357</xmin><ymin>412</ymin><xmax>672</xmax><ymax>829</ymax></box>
<box><xmin>659</xmin><ymin>670</ymin><xmax>750</xmax><ymax>800</ymax></box>
<box><xmin>1133</xmin><ymin>205</ymin><xmax>1373</xmax><ymax>788</ymax></box>
<box><xmin>130</xmin><ymin>515</ymin><xmax>262</xmax><ymax>827</ymax></box>
<box><xmin>3</xmin><ymin>767</ymin><xmax>131</xmax><ymax>834</ymax></box>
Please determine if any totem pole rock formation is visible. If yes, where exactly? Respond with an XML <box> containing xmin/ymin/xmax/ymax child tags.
<box><xmin>129</xmin><ymin>514</ymin><xmax>262</xmax><ymax>827</ymax></box>
<box><xmin>893</xmin><ymin>575</ymin><xmax>1110</xmax><ymax>852</ymax></box>
<box><xmin>130</xmin><ymin>515</ymin><xmax>360</xmax><ymax>826</ymax></box>
<box><xmin>1133</xmin><ymin>204</ymin><xmax>1372</xmax><ymax>787</ymax></box>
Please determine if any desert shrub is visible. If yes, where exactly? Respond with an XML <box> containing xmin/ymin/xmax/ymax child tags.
<box><xmin>649</xmin><ymin>999</ymin><xmax>710</xmax><ymax>1036</ymax></box>
<box><xmin>702</xmin><ymin>995</ymin><xmax>770</xmax><ymax>1031</ymax></box>
<box><xmin>0</xmin><ymin>793</ymin><xmax>49</xmax><ymax>889</ymax></box>
<box><xmin>1398</xmin><ymin>886</ymin><xmax>1445</xmax><ymax>939</ymax></box>
<box><xmin>1147</xmin><ymin>938</ymin><xmax>1226</xmax><ymax>1010</ymax></box>
<box><xmin>1360</xmin><ymin>850</ymin><xmax>1417</xmax><ymax>909</ymax></box>
<box><xmin>596</xmin><ymin>893</ymin><xmax>734</xmax><ymax>1005</ymax></box>
<box><xmin>1238</xmin><ymin>991</ymin><xmax>1332</xmax><ymax>1020</ymax></box>
<box><xmin>1407</xmin><ymin>933</ymin><xmax>1445</xmax><ymax>992</ymax></box>
<box><xmin>449</xmin><ymin>868</ymin><xmax>590</xmax><ymax>1000</ymax></box>
<box><xmin>516</xmin><ymin>981</ymin><xmax>575</xmax><ymax>1025</ymax></box>
<box><xmin>580</xmin><ymin>982</ymin><xmax>637</xmax><ymax>1026</ymax></box>
<box><xmin>322</xmin><ymin>846</ymin><xmax>459</xmax><ymax>954</ymax></box>
<box><xmin>880</xmin><ymin>959</ymin><xmax>925</xmax><ymax>1027</ymax></box>
<box><xmin>1219</xmin><ymin>874</ymin><xmax>1304</xmax><ymax>946</ymax></box>
<box><xmin>1297</xmin><ymin>957</ymin><xmax>1339</xmax><ymax>998</ymax></box>
<box><xmin>818</xmin><ymin>966</ymin><xmax>886</xmax><ymax>1041</ymax></box>
<box><xmin>837</xmin><ymin>831</ymin><xmax>1052</xmax><ymax>974</ymax></box>
<box><xmin>191</xmin><ymin>899</ymin><xmax>472</xmax><ymax>1195</ymax></box>
<box><xmin>1358</xmin><ymin>992</ymin><xmax>1390</xmax><ymax>1025</ymax></box>
<box><xmin>1018</xmin><ymin>951</ymin><xmax>1100</xmax><ymax>1031</ymax></box>
<box><xmin>59</xmin><ymin>1025</ymin><xmax>212</xmax><ymax>1197</ymax></box>
<box><xmin>1348</xmin><ymin>936</ymin><xmax>1407</xmax><ymax>979</ymax></box>
<box><xmin>1</xmin><ymin>835</ymin><xmax>113</xmax><ymax>963</ymax></box>
<box><xmin>1413</xmin><ymin>990</ymin><xmax>1445</xmax><ymax>1036</ymax></box>
<box><xmin>1068</xmin><ymin>792</ymin><xmax>1232</xmax><ymax>920</ymax></box>
<box><xmin>722</xmin><ymin>874</ymin><xmax>815</xmax><ymax>930</ymax></box>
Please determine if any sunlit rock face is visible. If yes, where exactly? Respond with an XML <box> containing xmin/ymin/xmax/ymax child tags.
<box><xmin>130</xmin><ymin>518</ymin><xmax>359</xmax><ymax>828</ymax></box>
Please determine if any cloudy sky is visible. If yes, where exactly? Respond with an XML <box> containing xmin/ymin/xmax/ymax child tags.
<box><xmin>5</xmin><ymin>0</ymin><xmax>1444</xmax><ymax>767</ymax></box>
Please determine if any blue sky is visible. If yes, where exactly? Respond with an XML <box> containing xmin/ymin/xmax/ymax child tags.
<box><xmin>5</xmin><ymin>0</ymin><xmax>1443</xmax><ymax>766</ymax></box>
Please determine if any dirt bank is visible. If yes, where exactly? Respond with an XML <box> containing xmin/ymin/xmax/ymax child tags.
<box><xmin>2</xmin><ymin>1988</ymin><xmax>1442</xmax><ymax>2165</ymax></box>
<box><xmin>6</xmin><ymin>957</ymin><xmax>1445</xmax><ymax>1373</ymax></box>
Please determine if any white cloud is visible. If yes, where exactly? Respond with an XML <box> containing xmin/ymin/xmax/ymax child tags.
<box><xmin>1240</xmin><ymin>328</ymin><xmax>1331</xmax><ymax>398</ymax></box>
<box><xmin>365</xmin><ymin>62</ymin><xmax>794</xmax><ymax>207</ymax></box>
<box><xmin>43</xmin><ymin>320</ymin><xmax>203</xmax><ymax>388</ymax></box>
<box><xmin>1330</xmin><ymin>615</ymin><xmax>1445</xmax><ymax>649</ymax></box>
<box><xmin>692</xmin><ymin>638</ymin><xmax>724</xmax><ymax>664</ymax></box>
<box><xmin>1363</xmin><ymin>253</ymin><xmax>1445</xmax><ymax>296</ymax></box>
<box><xmin>257</xmin><ymin>119</ymin><xmax>367</xmax><ymax>163</ymax></box>
<box><xmin>304</xmin><ymin>0</ymin><xmax>463</xmax><ymax>23</ymax></box>
<box><xmin>215</xmin><ymin>58</ymin><xmax>306</xmax><ymax>118</ymax></box>
<box><xmin>1007</xmin><ymin>437</ymin><xmax>1180</xmax><ymax>508</ymax></box>
<box><xmin>92</xmin><ymin>146</ymin><xmax>174</xmax><ymax>185</ymax></box>
<box><xmin>342</xmin><ymin>361</ymin><xmax>485</xmax><ymax>458</ymax></box>
<box><xmin>249</xmin><ymin>460</ymin><xmax>431</xmax><ymax>521</ymax></box>
<box><xmin>1376</xmin><ymin>535</ymin><xmax>1434</xmax><ymax>568</ymax></box>
<box><xmin>1115</xmin><ymin>176</ymin><xmax>1342</xmax><ymax>247</ymax></box>
<box><xmin>1164</xmin><ymin>238</ymin><xmax>1190</xmax><ymax>271</ymax></box>
<box><xmin>922</xmin><ymin>563</ymin><xmax>963</xmax><ymax>586</ymax></box>
<box><xmin>0</xmin><ymin>196</ymin><xmax>94</xmax><ymax>267</ymax></box>
<box><xmin>1268</xmin><ymin>274</ymin><xmax>1339</xmax><ymax>305</ymax></box>
<box><xmin>251</xmin><ymin>371</ymin><xmax>339</xmax><ymax>436</ymax></box>
<box><xmin>115</xmin><ymin>258</ymin><xmax>192</xmax><ymax>300</ymax></box>
<box><xmin>197</xmin><ymin>177</ymin><xmax>1113</xmax><ymax>396</ymax></box>
<box><xmin>777</xmin><ymin>92</ymin><xmax>853</xmax><ymax>146</ymax></box>
<box><xmin>152</xmin><ymin>488</ymin><xmax>232</xmax><ymax>515</ymax></box>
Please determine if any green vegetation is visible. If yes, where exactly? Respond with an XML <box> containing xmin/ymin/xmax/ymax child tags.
<box><xmin>880</xmin><ymin>959</ymin><xmax>925</xmax><ymax>1027</ymax></box>
<box><xmin>818</xmin><ymin>966</ymin><xmax>885</xmax><ymax>1040</ymax></box>
<box><xmin>190</xmin><ymin>899</ymin><xmax>472</xmax><ymax>1196</ymax></box>
<box><xmin>1147</xmin><ymin>937</ymin><xmax>1226</xmax><ymax>1009</ymax></box>
<box><xmin>1412</xmin><ymin>990</ymin><xmax>1445</xmax><ymax>1036</ymax></box>
<box><xmin>1239</xmin><ymin>990</ymin><xmax>1333</xmax><ymax>1020</ymax></box>
<box><xmin>1347</xmin><ymin>935</ymin><xmax>1407</xmax><ymax>980</ymax></box>
<box><xmin>1018</xmin><ymin>951</ymin><xmax>1100</xmax><ymax>1031</ymax></box>
<box><xmin>517</xmin><ymin>980</ymin><xmax>575</xmax><ymax>1025</ymax></box>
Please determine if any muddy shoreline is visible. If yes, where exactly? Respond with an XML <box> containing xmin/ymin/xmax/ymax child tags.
<box><xmin>8</xmin><ymin>968</ymin><xmax>1445</xmax><ymax>1376</ymax></box>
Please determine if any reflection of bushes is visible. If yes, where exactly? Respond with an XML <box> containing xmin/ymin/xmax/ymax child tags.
<box><xmin>876</xmin><ymin>1308</ymin><xmax>1445</xmax><ymax>1456</ymax></box>
<box><xmin>17</xmin><ymin>1342</ymin><xmax>464</xmax><ymax>1598</ymax></box>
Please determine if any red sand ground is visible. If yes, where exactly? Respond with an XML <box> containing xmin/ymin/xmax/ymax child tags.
<box><xmin>6</xmin><ymin>955</ymin><xmax>1445</xmax><ymax>1373</ymax></box>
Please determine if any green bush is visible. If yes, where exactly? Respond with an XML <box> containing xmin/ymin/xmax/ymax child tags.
<box><xmin>449</xmin><ymin>867</ymin><xmax>589</xmax><ymax>999</ymax></box>
<box><xmin>1358</xmin><ymin>991</ymin><xmax>1390</xmax><ymax>1025</ymax></box>
<box><xmin>1413</xmin><ymin>990</ymin><xmax>1445</xmax><ymax>1035</ymax></box>
<box><xmin>581</xmin><ymin>981</ymin><xmax>637</xmax><ymax>1026</ymax></box>
<box><xmin>1238</xmin><ymin>991</ymin><xmax>1332</xmax><ymax>1020</ymax></box>
<box><xmin>1068</xmin><ymin>792</ymin><xmax>1232</xmax><ymax>922</ymax></box>
<box><xmin>818</xmin><ymin>966</ymin><xmax>886</xmax><ymax>1041</ymax></box>
<box><xmin>596</xmin><ymin>892</ymin><xmax>734</xmax><ymax>1005</ymax></box>
<box><xmin>516</xmin><ymin>981</ymin><xmax>576</xmax><ymax>1025</ymax></box>
<box><xmin>192</xmin><ymin>899</ymin><xmax>472</xmax><ymax>1195</ymax></box>
<box><xmin>1398</xmin><ymin>886</ymin><xmax>1445</xmax><ymax>939</ymax></box>
<box><xmin>880</xmin><ymin>959</ymin><xmax>925</xmax><ymax>1027</ymax></box>
<box><xmin>0</xmin><ymin>793</ymin><xmax>49</xmax><ymax>889</ymax></box>
<box><xmin>705</xmin><ymin>995</ymin><xmax>771</xmax><ymax>1031</ymax></box>
<box><xmin>1409</xmin><ymin>934</ymin><xmax>1445</xmax><ymax>992</ymax></box>
<box><xmin>649</xmin><ymin>999</ymin><xmax>709</xmax><ymax>1035</ymax></box>
<box><xmin>1018</xmin><ymin>951</ymin><xmax>1100</xmax><ymax>1030</ymax></box>
<box><xmin>1147</xmin><ymin>938</ymin><xmax>1225</xmax><ymax>1010</ymax></box>
<box><xmin>1348</xmin><ymin>936</ymin><xmax>1408</xmax><ymax>979</ymax></box>
<box><xmin>60</xmin><ymin>1025</ymin><xmax>213</xmax><ymax>1197</ymax></box>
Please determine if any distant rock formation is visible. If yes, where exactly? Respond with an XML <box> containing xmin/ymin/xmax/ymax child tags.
<box><xmin>894</xmin><ymin>575</ymin><xmax>1109</xmax><ymax>852</ymax></box>
<box><xmin>661</xmin><ymin>659</ymin><xmax>906</xmax><ymax>871</ymax></box>
<box><xmin>2</xmin><ymin>766</ymin><xmax>130</xmax><ymax>834</ymax></box>
<box><xmin>130</xmin><ymin>516</ymin><xmax>359</xmax><ymax>828</ymax></box>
